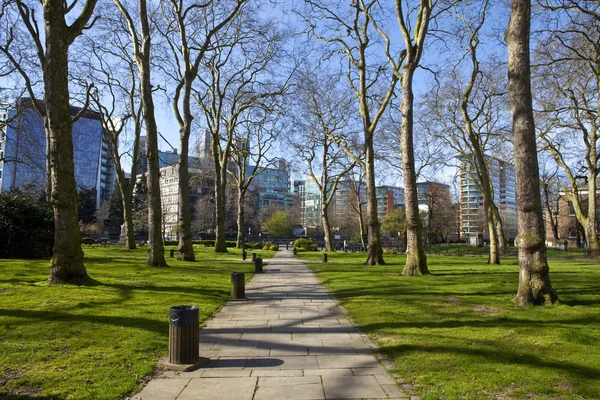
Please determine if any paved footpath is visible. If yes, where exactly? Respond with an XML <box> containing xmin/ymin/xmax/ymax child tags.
<box><xmin>132</xmin><ymin>250</ymin><xmax>416</xmax><ymax>400</ymax></box>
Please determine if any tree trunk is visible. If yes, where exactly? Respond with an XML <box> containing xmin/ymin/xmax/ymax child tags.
<box><xmin>322</xmin><ymin>202</ymin><xmax>334</xmax><ymax>252</ymax></box>
<box><xmin>139</xmin><ymin>0</ymin><xmax>167</xmax><ymax>267</ymax></box>
<box><xmin>400</xmin><ymin>69</ymin><xmax>428</xmax><ymax>276</ymax></box>
<box><xmin>586</xmin><ymin>175</ymin><xmax>599</xmax><ymax>250</ymax></box>
<box><xmin>493</xmin><ymin>207</ymin><xmax>507</xmax><ymax>253</ymax></box>
<box><xmin>177</xmin><ymin>125</ymin><xmax>195</xmax><ymax>261</ymax></box>
<box><xmin>121</xmin><ymin>185</ymin><xmax>136</xmax><ymax>250</ymax></box>
<box><xmin>364</xmin><ymin>130</ymin><xmax>384</xmax><ymax>265</ymax></box>
<box><xmin>486</xmin><ymin>206</ymin><xmax>500</xmax><ymax>264</ymax></box>
<box><xmin>44</xmin><ymin>1</ymin><xmax>90</xmax><ymax>284</ymax></box>
<box><xmin>214</xmin><ymin>168</ymin><xmax>228</xmax><ymax>253</ymax></box>
<box><xmin>507</xmin><ymin>0</ymin><xmax>557</xmax><ymax>305</ymax></box>
<box><xmin>236</xmin><ymin>189</ymin><xmax>245</xmax><ymax>249</ymax></box>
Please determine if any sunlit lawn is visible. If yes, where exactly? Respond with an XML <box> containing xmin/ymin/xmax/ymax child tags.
<box><xmin>0</xmin><ymin>245</ymin><xmax>274</xmax><ymax>399</ymax></box>
<box><xmin>299</xmin><ymin>251</ymin><xmax>600</xmax><ymax>399</ymax></box>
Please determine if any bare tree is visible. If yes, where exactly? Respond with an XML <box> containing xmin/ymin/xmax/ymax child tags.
<box><xmin>420</xmin><ymin>0</ymin><xmax>511</xmax><ymax>263</ymax></box>
<box><xmin>229</xmin><ymin>108</ymin><xmax>280</xmax><ymax>249</ymax></box>
<box><xmin>302</xmin><ymin>0</ymin><xmax>404</xmax><ymax>265</ymax></box>
<box><xmin>539</xmin><ymin>157</ymin><xmax>563</xmax><ymax>244</ymax></box>
<box><xmin>506</xmin><ymin>0</ymin><xmax>557</xmax><ymax>305</ymax></box>
<box><xmin>533</xmin><ymin>2</ymin><xmax>600</xmax><ymax>249</ymax></box>
<box><xmin>194</xmin><ymin>11</ymin><xmax>290</xmax><ymax>252</ymax></box>
<box><xmin>114</xmin><ymin>0</ymin><xmax>167</xmax><ymax>266</ymax></box>
<box><xmin>157</xmin><ymin>0</ymin><xmax>246</xmax><ymax>261</ymax></box>
<box><xmin>289</xmin><ymin>71</ymin><xmax>357</xmax><ymax>251</ymax></box>
<box><xmin>0</xmin><ymin>0</ymin><xmax>99</xmax><ymax>284</ymax></box>
<box><xmin>83</xmin><ymin>9</ymin><xmax>143</xmax><ymax>250</ymax></box>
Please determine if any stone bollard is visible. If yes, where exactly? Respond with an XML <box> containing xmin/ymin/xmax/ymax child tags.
<box><xmin>251</xmin><ymin>252</ymin><xmax>257</xmax><ymax>262</ymax></box>
<box><xmin>286</xmin><ymin>243</ymin><xmax>289</xmax><ymax>250</ymax></box>
<box><xmin>322</xmin><ymin>253</ymin><xmax>328</xmax><ymax>263</ymax></box>
<box><xmin>255</xmin><ymin>257</ymin><xmax>263</xmax><ymax>273</ymax></box>
<box><xmin>168</xmin><ymin>305</ymin><xmax>199</xmax><ymax>365</ymax></box>
<box><xmin>169</xmin><ymin>249</ymin><xmax>175</xmax><ymax>258</ymax></box>
<box><xmin>231</xmin><ymin>272</ymin><xmax>245</xmax><ymax>300</ymax></box>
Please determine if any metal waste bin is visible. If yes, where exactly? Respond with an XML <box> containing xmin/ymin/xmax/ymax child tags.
<box><xmin>255</xmin><ymin>257</ymin><xmax>263</xmax><ymax>273</ymax></box>
<box><xmin>169</xmin><ymin>305</ymin><xmax>199</xmax><ymax>364</ymax></box>
<box><xmin>231</xmin><ymin>272</ymin><xmax>245</xmax><ymax>300</ymax></box>
<box><xmin>251</xmin><ymin>252</ymin><xmax>257</xmax><ymax>262</ymax></box>
<box><xmin>242</xmin><ymin>250</ymin><xmax>247</xmax><ymax>260</ymax></box>
<box><xmin>169</xmin><ymin>249</ymin><xmax>175</xmax><ymax>258</ymax></box>
<box><xmin>322</xmin><ymin>253</ymin><xmax>328</xmax><ymax>263</ymax></box>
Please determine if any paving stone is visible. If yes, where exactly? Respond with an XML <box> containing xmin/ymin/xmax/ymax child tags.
<box><xmin>177</xmin><ymin>377</ymin><xmax>257</xmax><ymax>400</ymax></box>
<box><xmin>201</xmin><ymin>369</ymin><xmax>252</xmax><ymax>377</ymax></box>
<box><xmin>322</xmin><ymin>375</ymin><xmax>387</xmax><ymax>399</ymax></box>
<box><xmin>382</xmin><ymin>384</ymin><xmax>409</xmax><ymax>397</ymax></box>
<box><xmin>254</xmin><ymin>376</ymin><xmax>325</xmax><ymax>400</ymax></box>
<box><xmin>130</xmin><ymin>378</ymin><xmax>190</xmax><ymax>400</ymax></box>
<box><xmin>303</xmin><ymin>368</ymin><xmax>353</xmax><ymax>376</ymax></box>
<box><xmin>251</xmin><ymin>369</ymin><xmax>304</xmax><ymax>377</ymax></box>
<box><xmin>317</xmin><ymin>354</ymin><xmax>380</xmax><ymax>369</ymax></box>
<box><xmin>245</xmin><ymin>355</ymin><xmax>319</xmax><ymax>370</ymax></box>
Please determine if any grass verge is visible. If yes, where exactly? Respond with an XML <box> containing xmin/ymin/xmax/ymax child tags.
<box><xmin>299</xmin><ymin>251</ymin><xmax>600</xmax><ymax>399</ymax></box>
<box><xmin>0</xmin><ymin>245</ymin><xmax>274</xmax><ymax>399</ymax></box>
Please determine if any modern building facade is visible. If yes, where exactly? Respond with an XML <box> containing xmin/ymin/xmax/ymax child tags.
<box><xmin>0</xmin><ymin>98</ymin><xmax>115</xmax><ymax>207</ymax></box>
<box><xmin>247</xmin><ymin>159</ymin><xmax>296</xmax><ymax>213</ymax></box>
<box><xmin>458</xmin><ymin>156</ymin><xmax>517</xmax><ymax>241</ymax></box>
<box><xmin>375</xmin><ymin>185</ymin><xmax>404</xmax><ymax>219</ymax></box>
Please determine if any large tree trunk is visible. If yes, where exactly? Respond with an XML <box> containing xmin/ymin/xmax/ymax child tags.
<box><xmin>139</xmin><ymin>0</ymin><xmax>167</xmax><ymax>267</ymax></box>
<box><xmin>400</xmin><ymin>69</ymin><xmax>428</xmax><ymax>276</ymax></box>
<box><xmin>507</xmin><ymin>0</ymin><xmax>557</xmax><ymax>305</ymax></box>
<box><xmin>364</xmin><ymin>131</ymin><xmax>384</xmax><ymax>265</ymax></box>
<box><xmin>45</xmin><ymin>1</ymin><xmax>90</xmax><ymax>284</ymax></box>
<box><xmin>214</xmin><ymin>168</ymin><xmax>228</xmax><ymax>253</ymax></box>
<box><xmin>236</xmin><ymin>189</ymin><xmax>245</xmax><ymax>249</ymax></box>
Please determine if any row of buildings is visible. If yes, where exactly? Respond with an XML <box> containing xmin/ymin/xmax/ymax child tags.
<box><xmin>2</xmin><ymin>99</ymin><xmax>598</xmax><ymax>246</ymax></box>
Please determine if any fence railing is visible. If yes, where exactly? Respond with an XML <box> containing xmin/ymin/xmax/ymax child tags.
<box><xmin>423</xmin><ymin>244</ymin><xmax>600</xmax><ymax>260</ymax></box>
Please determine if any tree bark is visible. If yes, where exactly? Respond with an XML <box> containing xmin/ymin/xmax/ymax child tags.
<box><xmin>44</xmin><ymin>0</ymin><xmax>91</xmax><ymax>284</ymax></box>
<box><xmin>138</xmin><ymin>0</ymin><xmax>167</xmax><ymax>267</ymax></box>
<box><xmin>364</xmin><ymin>130</ymin><xmax>384</xmax><ymax>265</ymax></box>
<box><xmin>119</xmin><ymin>182</ymin><xmax>136</xmax><ymax>250</ymax></box>
<box><xmin>585</xmin><ymin>175</ymin><xmax>599</xmax><ymax>250</ymax></box>
<box><xmin>401</xmin><ymin>69</ymin><xmax>428</xmax><ymax>276</ymax></box>
<box><xmin>236</xmin><ymin>189</ymin><xmax>245</xmax><ymax>249</ymax></box>
<box><xmin>214</xmin><ymin>167</ymin><xmax>228</xmax><ymax>253</ymax></box>
<box><xmin>322</xmin><ymin>201</ymin><xmax>334</xmax><ymax>252</ymax></box>
<box><xmin>177</xmin><ymin>112</ymin><xmax>195</xmax><ymax>261</ymax></box>
<box><xmin>507</xmin><ymin>0</ymin><xmax>557</xmax><ymax>305</ymax></box>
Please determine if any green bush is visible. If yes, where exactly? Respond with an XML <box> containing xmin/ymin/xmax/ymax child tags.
<box><xmin>294</xmin><ymin>238</ymin><xmax>317</xmax><ymax>251</ymax></box>
<box><xmin>81</xmin><ymin>237</ymin><xmax>95</xmax><ymax>245</ymax></box>
<box><xmin>269</xmin><ymin>245</ymin><xmax>277</xmax><ymax>251</ymax></box>
<box><xmin>0</xmin><ymin>190</ymin><xmax>54</xmax><ymax>258</ymax></box>
<box><xmin>164</xmin><ymin>240</ymin><xmax>178</xmax><ymax>246</ymax></box>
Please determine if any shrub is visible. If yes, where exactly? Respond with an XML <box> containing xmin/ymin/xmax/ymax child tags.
<box><xmin>81</xmin><ymin>237</ymin><xmax>95</xmax><ymax>245</ymax></box>
<box><xmin>269</xmin><ymin>245</ymin><xmax>277</xmax><ymax>251</ymax></box>
<box><xmin>0</xmin><ymin>191</ymin><xmax>54</xmax><ymax>258</ymax></box>
<box><xmin>164</xmin><ymin>240</ymin><xmax>178</xmax><ymax>246</ymax></box>
<box><xmin>294</xmin><ymin>238</ymin><xmax>317</xmax><ymax>251</ymax></box>
<box><xmin>263</xmin><ymin>245</ymin><xmax>270</xmax><ymax>250</ymax></box>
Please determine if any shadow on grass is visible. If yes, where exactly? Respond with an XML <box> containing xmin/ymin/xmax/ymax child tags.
<box><xmin>381</xmin><ymin>342</ymin><xmax>600</xmax><ymax>380</ymax></box>
<box><xmin>0</xmin><ymin>308</ymin><xmax>166</xmax><ymax>334</ymax></box>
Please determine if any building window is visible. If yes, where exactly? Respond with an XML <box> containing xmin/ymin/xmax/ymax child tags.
<box><xmin>568</xmin><ymin>227</ymin><xmax>577</xmax><ymax>238</ymax></box>
<box><xmin>568</xmin><ymin>201</ymin><xmax>575</xmax><ymax>216</ymax></box>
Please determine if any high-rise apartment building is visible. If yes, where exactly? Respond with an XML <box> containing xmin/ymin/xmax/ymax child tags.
<box><xmin>458</xmin><ymin>156</ymin><xmax>517</xmax><ymax>240</ymax></box>
<box><xmin>0</xmin><ymin>99</ymin><xmax>115</xmax><ymax>207</ymax></box>
<box><xmin>375</xmin><ymin>185</ymin><xmax>404</xmax><ymax>219</ymax></box>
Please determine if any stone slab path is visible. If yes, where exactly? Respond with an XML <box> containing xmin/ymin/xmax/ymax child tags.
<box><xmin>131</xmin><ymin>250</ymin><xmax>416</xmax><ymax>400</ymax></box>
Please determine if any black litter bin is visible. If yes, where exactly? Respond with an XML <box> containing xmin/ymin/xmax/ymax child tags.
<box><xmin>169</xmin><ymin>305</ymin><xmax>199</xmax><ymax>364</ymax></box>
<box><xmin>322</xmin><ymin>253</ymin><xmax>328</xmax><ymax>263</ymax></box>
<box><xmin>255</xmin><ymin>257</ymin><xmax>263</xmax><ymax>273</ymax></box>
<box><xmin>251</xmin><ymin>252</ymin><xmax>257</xmax><ymax>262</ymax></box>
<box><xmin>231</xmin><ymin>272</ymin><xmax>245</xmax><ymax>300</ymax></box>
<box><xmin>169</xmin><ymin>249</ymin><xmax>175</xmax><ymax>258</ymax></box>
<box><xmin>242</xmin><ymin>250</ymin><xmax>247</xmax><ymax>260</ymax></box>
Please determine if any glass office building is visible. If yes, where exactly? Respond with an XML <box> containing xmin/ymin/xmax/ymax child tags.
<box><xmin>0</xmin><ymin>99</ymin><xmax>115</xmax><ymax>207</ymax></box>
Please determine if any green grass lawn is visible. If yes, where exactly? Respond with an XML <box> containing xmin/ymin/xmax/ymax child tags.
<box><xmin>299</xmin><ymin>251</ymin><xmax>600</xmax><ymax>399</ymax></box>
<box><xmin>0</xmin><ymin>245</ymin><xmax>274</xmax><ymax>399</ymax></box>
